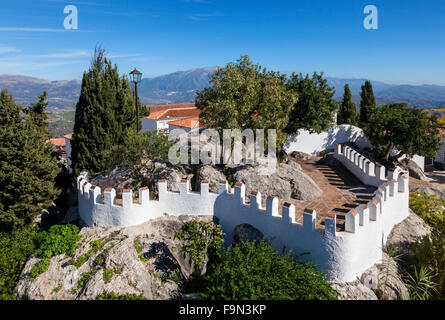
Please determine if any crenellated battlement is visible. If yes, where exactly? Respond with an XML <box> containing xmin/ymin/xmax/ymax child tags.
<box><xmin>76</xmin><ymin>144</ymin><xmax>410</xmax><ymax>283</ymax></box>
<box><xmin>77</xmin><ymin>171</ymin><xmax>336</xmax><ymax>236</ymax></box>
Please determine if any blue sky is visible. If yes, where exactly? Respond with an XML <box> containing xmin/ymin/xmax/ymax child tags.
<box><xmin>0</xmin><ymin>0</ymin><xmax>444</xmax><ymax>85</ymax></box>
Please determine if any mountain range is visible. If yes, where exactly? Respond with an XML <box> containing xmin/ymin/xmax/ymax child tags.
<box><xmin>1</xmin><ymin>67</ymin><xmax>445</xmax><ymax>110</ymax></box>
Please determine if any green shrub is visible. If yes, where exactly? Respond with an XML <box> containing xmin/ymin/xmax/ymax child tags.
<box><xmin>35</xmin><ymin>224</ymin><xmax>81</xmax><ymax>258</ymax></box>
<box><xmin>133</xmin><ymin>240</ymin><xmax>143</xmax><ymax>254</ymax></box>
<box><xmin>191</xmin><ymin>240</ymin><xmax>337</xmax><ymax>300</ymax></box>
<box><xmin>0</xmin><ymin>227</ymin><xmax>38</xmax><ymax>299</ymax></box>
<box><xmin>28</xmin><ymin>258</ymin><xmax>50</xmax><ymax>280</ymax></box>
<box><xmin>413</xmin><ymin>218</ymin><xmax>445</xmax><ymax>299</ymax></box>
<box><xmin>175</xmin><ymin>218</ymin><xmax>224</xmax><ymax>273</ymax></box>
<box><xmin>96</xmin><ymin>291</ymin><xmax>147</xmax><ymax>300</ymax></box>
<box><xmin>103</xmin><ymin>269</ymin><xmax>114</xmax><ymax>283</ymax></box>
<box><xmin>74</xmin><ymin>240</ymin><xmax>104</xmax><ymax>268</ymax></box>
<box><xmin>409</xmin><ymin>191</ymin><xmax>444</xmax><ymax>229</ymax></box>
<box><xmin>406</xmin><ymin>265</ymin><xmax>437</xmax><ymax>300</ymax></box>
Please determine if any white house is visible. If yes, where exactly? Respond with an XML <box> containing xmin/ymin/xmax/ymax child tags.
<box><xmin>141</xmin><ymin>103</ymin><xmax>201</xmax><ymax>133</ymax></box>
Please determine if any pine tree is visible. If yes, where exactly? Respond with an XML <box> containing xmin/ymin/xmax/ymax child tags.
<box><xmin>0</xmin><ymin>89</ymin><xmax>60</xmax><ymax>230</ymax></box>
<box><xmin>337</xmin><ymin>84</ymin><xmax>358</xmax><ymax>126</ymax></box>
<box><xmin>71</xmin><ymin>47</ymin><xmax>136</xmax><ymax>177</ymax></box>
<box><xmin>24</xmin><ymin>90</ymin><xmax>51</xmax><ymax>138</ymax></box>
<box><xmin>359</xmin><ymin>80</ymin><xmax>377</xmax><ymax>127</ymax></box>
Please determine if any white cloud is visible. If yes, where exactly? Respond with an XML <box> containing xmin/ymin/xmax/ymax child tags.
<box><xmin>0</xmin><ymin>46</ymin><xmax>21</xmax><ymax>54</ymax></box>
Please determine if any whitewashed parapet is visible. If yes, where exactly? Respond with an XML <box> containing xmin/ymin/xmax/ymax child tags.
<box><xmin>334</xmin><ymin>144</ymin><xmax>403</xmax><ymax>187</ymax></box>
<box><xmin>77</xmin><ymin>168</ymin><xmax>410</xmax><ymax>283</ymax></box>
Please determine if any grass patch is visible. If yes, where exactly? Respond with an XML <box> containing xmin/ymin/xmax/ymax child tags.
<box><xmin>103</xmin><ymin>269</ymin><xmax>114</xmax><ymax>283</ymax></box>
<box><xmin>28</xmin><ymin>258</ymin><xmax>50</xmax><ymax>280</ymax></box>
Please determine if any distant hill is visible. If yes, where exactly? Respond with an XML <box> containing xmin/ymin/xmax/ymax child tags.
<box><xmin>326</xmin><ymin>78</ymin><xmax>445</xmax><ymax>109</ymax></box>
<box><xmin>137</xmin><ymin>66</ymin><xmax>218</xmax><ymax>105</ymax></box>
<box><xmin>0</xmin><ymin>75</ymin><xmax>81</xmax><ymax>110</ymax></box>
<box><xmin>1</xmin><ymin>68</ymin><xmax>445</xmax><ymax>111</ymax></box>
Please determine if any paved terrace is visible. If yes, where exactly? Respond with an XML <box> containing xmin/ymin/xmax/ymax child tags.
<box><xmin>284</xmin><ymin>155</ymin><xmax>377</xmax><ymax>232</ymax></box>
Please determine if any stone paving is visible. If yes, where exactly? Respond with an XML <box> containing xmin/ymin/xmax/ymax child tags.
<box><xmin>285</xmin><ymin>156</ymin><xmax>377</xmax><ymax>232</ymax></box>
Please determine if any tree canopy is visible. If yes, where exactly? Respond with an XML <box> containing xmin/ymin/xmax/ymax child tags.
<box><xmin>284</xmin><ymin>72</ymin><xmax>338</xmax><ymax>134</ymax></box>
<box><xmin>364</xmin><ymin>103</ymin><xmax>441</xmax><ymax>167</ymax></box>
<box><xmin>0</xmin><ymin>89</ymin><xmax>60</xmax><ymax>230</ymax></box>
<box><xmin>337</xmin><ymin>84</ymin><xmax>358</xmax><ymax>126</ymax></box>
<box><xmin>195</xmin><ymin>55</ymin><xmax>298</xmax><ymax>150</ymax></box>
<box><xmin>359</xmin><ymin>80</ymin><xmax>377</xmax><ymax>127</ymax></box>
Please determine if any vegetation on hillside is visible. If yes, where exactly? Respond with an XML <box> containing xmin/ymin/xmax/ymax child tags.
<box><xmin>0</xmin><ymin>89</ymin><xmax>60</xmax><ymax>230</ymax></box>
<box><xmin>409</xmin><ymin>192</ymin><xmax>445</xmax><ymax>299</ymax></box>
<box><xmin>189</xmin><ymin>239</ymin><xmax>338</xmax><ymax>300</ymax></box>
<box><xmin>363</xmin><ymin>103</ymin><xmax>441</xmax><ymax>168</ymax></box>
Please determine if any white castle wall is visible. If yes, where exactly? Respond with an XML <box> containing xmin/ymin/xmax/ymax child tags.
<box><xmin>77</xmin><ymin>144</ymin><xmax>410</xmax><ymax>282</ymax></box>
<box><xmin>284</xmin><ymin>124</ymin><xmax>372</xmax><ymax>156</ymax></box>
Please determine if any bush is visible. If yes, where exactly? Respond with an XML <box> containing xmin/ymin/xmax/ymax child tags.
<box><xmin>191</xmin><ymin>240</ymin><xmax>337</xmax><ymax>300</ymax></box>
<box><xmin>35</xmin><ymin>224</ymin><xmax>81</xmax><ymax>258</ymax></box>
<box><xmin>175</xmin><ymin>218</ymin><xmax>225</xmax><ymax>273</ymax></box>
<box><xmin>28</xmin><ymin>258</ymin><xmax>50</xmax><ymax>280</ymax></box>
<box><xmin>0</xmin><ymin>227</ymin><xmax>38</xmax><ymax>299</ymax></box>
<box><xmin>409</xmin><ymin>191</ymin><xmax>444</xmax><ymax>229</ymax></box>
<box><xmin>413</xmin><ymin>218</ymin><xmax>445</xmax><ymax>299</ymax></box>
<box><xmin>409</xmin><ymin>191</ymin><xmax>445</xmax><ymax>299</ymax></box>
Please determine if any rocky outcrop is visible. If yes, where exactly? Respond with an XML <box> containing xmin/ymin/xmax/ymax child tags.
<box><xmin>400</xmin><ymin>159</ymin><xmax>429</xmax><ymax>181</ymax></box>
<box><xmin>331</xmin><ymin>280</ymin><xmax>378</xmax><ymax>300</ymax></box>
<box><xmin>233</xmin><ymin>224</ymin><xmax>264</xmax><ymax>243</ymax></box>
<box><xmin>90</xmin><ymin>161</ymin><xmax>188</xmax><ymax>196</ymax></box>
<box><xmin>332</xmin><ymin>253</ymin><xmax>409</xmax><ymax>300</ymax></box>
<box><xmin>233</xmin><ymin>161</ymin><xmax>323</xmax><ymax>201</ymax></box>
<box><xmin>196</xmin><ymin>165</ymin><xmax>227</xmax><ymax>193</ymax></box>
<box><xmin>15</xmin><ymin>215</ymin><xmax>213</xmax><ymax>300</ymax></box>
<box><xmin>359</xmin><ymin>253</ymin><xmax>409</xmax><ymax>300</ymax></box>
<box><xmin>386</xmin><ymin>209</ymin><xmax>431</xmax><ymax>272</ymax></box>
<box><xmin>409</xmin><ymin>183</ymin><xmax>445</xmax><ymax>200</ymax></box>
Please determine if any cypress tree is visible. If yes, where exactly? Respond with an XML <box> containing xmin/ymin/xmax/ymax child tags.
<box><xmin>71</xmin><ymin>47</ymin><xmax>136</xmax><ymax>177</ymax></box>
<box><xmin>359</xmin><ymin>80</ymin><xmax>377</xmax><ymax>127</ymax></box>
<box><xmin>24</xmin><ymin>90</ymin><xmax>51</xmax><ymax>138</ymax></box>
<box><xmin>337</xmin><ymin>84</ymin><xmax>358</xmax><ymax>126</ymax></box>
<box><xmin>0</xmin><ymin>89</ymin><xmax>60</xmax><ymax>230</ymax></box>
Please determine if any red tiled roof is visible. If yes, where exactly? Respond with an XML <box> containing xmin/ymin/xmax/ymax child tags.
<box><xmin>439</xmin><ymin>127</ymin><xmax>445</xmax><ymax>139</ymax></box>
<box><xmin>167</xmin><ymin>116</ymin><xmax>203</xmax><ymax>129</ymax></box>
<box><xmin>46</xmin><ymin>138</ymin><xmax>66</xmax><ymax>147</ymax></box>
<box><xmin>145</xmin><ymin>103</ymin><xmax>200</xmax><ymax>120</ymax></box>
<box><xmin>64</xmin><ymin>133</ymin><xmax>73</xmax><ymax>140</ymax></box>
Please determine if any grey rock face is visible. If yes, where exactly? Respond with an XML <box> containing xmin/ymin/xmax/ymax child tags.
<box><xmin>400</xmin><ymin>159</ymin><xmax>429</xmax><ymax>181</ymax></box>
<box><xmin>331</xmin><ymin>280</ymin><xmax>378</xmax><ymax>300</ymax></box>
<box><xmin>409</xmin><ymin>183</ymin><xmax>445</xmax><ymax>200</ymax></box>
<box><xmin>233</xmin><ymin>224</ymin><xmax>264</xmax><ymax>243</ymax></box>
<box><xmin>386</xmin><ymin>209</ymin><xmax>431</xmax><ymax>271</ymax></box>
<box><xmin>15</xmin><ymin>215</ymin><xmax>214</xmax><ymax>300</ymax></box>
<box><xmin>360</xmin><ymin>253</ymin><xmax>409</xmax><ymax>300</ymax></box>
<box><xmin>233</xmin><ymin>162</ymin><xmax>322</xmax><ymax>201</ymax></box>
<box><xmin>196</xmin><ymin>165</ymin><xmax>227</xmax><ymax>193</ymax></box>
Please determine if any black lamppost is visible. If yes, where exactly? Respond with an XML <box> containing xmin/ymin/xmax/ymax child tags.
<box><xmin>130</xmin><ymin>68</ymin><xmax>142</xmax><ymax>132</ymax></box>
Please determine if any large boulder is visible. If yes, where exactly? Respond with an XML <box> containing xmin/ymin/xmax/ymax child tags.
<box><xmin>400</xmin><ymin>159</ymin><xmax>429</xmax><ymax>181</ymax></box>
<box><xmin>196</xmin><ymin>165</ymin><xmax>227</xmax><ymax>193</ymax></box>
<box><xmin>331</xmin><ymin>280</ymin><xmax>378</xmax><ymax>300</ymax></box>
<box><xmin>233</xmin><ymin>224</ymin><xmax>264</xmax><ymax>243</ymax></box>
<box><xmin>409</xmin><ymin>183</ymin><xmax>445</xmax><ymax>200</ymax></box>
<box><xmin>233</xmin><ymin>161</ymin><xmax>322</xmax><ymax>201</ymax></box>
<box><xmin>360</xmin><ymin>253</ymin><xmax>409</xmax><ymax>300</ymax></box>
<box><xmin>15</xmin><ymin>215</ymin><xmax>214</xmax><ymax>300</ymax></box>
<box><xmin>386</xmin><ymin>209</ymin><xmax>431</xmax><ymax>271</ymax></box>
